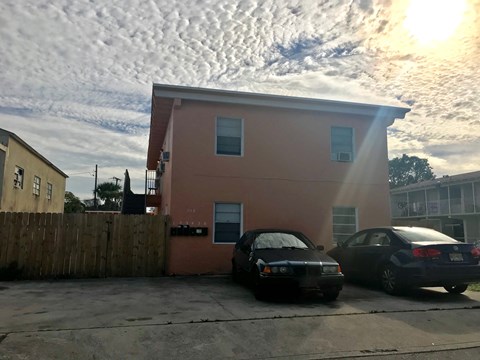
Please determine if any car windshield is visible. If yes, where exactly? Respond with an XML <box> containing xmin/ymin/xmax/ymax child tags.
<box><xmin>394</xmin><ymin>227</ymin><xmax>458</xmax><ymax>243</ymax></box>
<box><xmin>254</xmin><ymin>232</ymin><xmax>311</xmax><ymax>249</ymax></box>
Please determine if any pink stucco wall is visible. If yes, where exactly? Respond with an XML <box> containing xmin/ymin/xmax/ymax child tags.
<box><xmin>161</xmin><ymin>100</ymin><xmax>393</xmax><ymax>275</ymax></box>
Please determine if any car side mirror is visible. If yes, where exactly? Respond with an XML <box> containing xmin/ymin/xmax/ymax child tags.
<box><xmin>316</xmin><ymin>245</ymin><xmax>324</xmax><ymax>251</ymax></box>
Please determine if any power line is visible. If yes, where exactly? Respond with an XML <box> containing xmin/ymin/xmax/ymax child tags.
<box><xmin>68</xmin><ymin>171</ymin><xmax>95</xmax><ymax>176</ymax></box>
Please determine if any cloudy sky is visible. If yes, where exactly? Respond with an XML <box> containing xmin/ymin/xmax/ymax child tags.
<box><xmin>1</xmin><ymin>0</ymin><xmax>479</xmax><ymax>199</ymax></box>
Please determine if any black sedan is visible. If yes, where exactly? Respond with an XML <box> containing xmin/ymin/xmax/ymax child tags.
<box><xmin>232</xmin><ymin>229</ymin><xmax>344</xmax><ymax>300</ymax></box>
<box><xmin>327</xmin><ymin>226</ymin><xmax>480</xmax><ymax>295</ymax></box>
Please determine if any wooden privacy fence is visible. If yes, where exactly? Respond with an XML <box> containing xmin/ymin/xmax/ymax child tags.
<box><xmin>0</xmin><ymin>212</ymin><xmax>168</xmax><ymax>279</ymax></box>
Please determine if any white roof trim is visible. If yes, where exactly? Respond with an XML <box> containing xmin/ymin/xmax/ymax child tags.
<box><xmin>153</xmin><ymin>84</ymin><xmax>410</xmax><ymax>119</ymax></box>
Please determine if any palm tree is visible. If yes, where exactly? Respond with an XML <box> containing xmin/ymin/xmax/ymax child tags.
<box><xmin>94</xmin><ymin>182</ymin><xmax>122</xmax><ymax>210</ymax></box>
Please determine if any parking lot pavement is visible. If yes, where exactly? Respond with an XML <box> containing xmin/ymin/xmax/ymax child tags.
<box><xmin>1</xmin><ymin>276</ymin><xmax>480</xmax><ymax>359</ymax></box>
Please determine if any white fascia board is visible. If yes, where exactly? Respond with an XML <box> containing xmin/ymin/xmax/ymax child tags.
<box><xmin>153</xmin><ymin>84</ymin><xmax>410</xmax><ymax>120</ymax></box>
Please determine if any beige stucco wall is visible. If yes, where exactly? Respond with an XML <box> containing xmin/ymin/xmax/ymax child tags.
<box><xmin>162</xmin><ymin>100</ymin><xmax>394</xmax><ymax>275</ymax></box>
<box><xmin>0</xmin><ymin>137</ymin><xmax>66</xmax><ymax>213</ymax></box>
<box><xmin>0</xmin><ymin>144</ymin><xmax>6</xmax><ymax>202</ymax></box>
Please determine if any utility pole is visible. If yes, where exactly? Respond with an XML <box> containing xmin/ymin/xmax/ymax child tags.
<box><xmin>112</xmin><ymin>177</ymin><xmax>121</xmax><ymax>186</ymax></box>
<box><xmin>94</xmin><ymin>164</ymin><xmax>98</xmax><ymax>210</ymax></box>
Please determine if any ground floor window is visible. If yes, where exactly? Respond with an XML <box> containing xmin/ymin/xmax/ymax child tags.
<box><xmin>214</xmin><ymin>203</ymin><xmax>242</xmax><ymax>243</ymax></box>
<box><xmin>332</xmin><ymin>207</ymin><xmax>357</xmax><ymax>243</ymax></box>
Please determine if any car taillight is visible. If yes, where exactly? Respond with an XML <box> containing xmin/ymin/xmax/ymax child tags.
<box><xmin>412</xmin><ymin>248</ymin><xmax>442</xmax><ymax>258</ymax></box>
<box><xmin>471</xmin><ymin>247</ymin><xmax>480</xmax><ymax>258</ymax></box>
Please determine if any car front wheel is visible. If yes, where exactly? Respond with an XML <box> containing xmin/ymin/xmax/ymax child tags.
<box><xmin>380</xmin><ymin>264</ymin><xmax>404</xmax><ymax>295</ymax></box>
<box><xmin>252</xmin><ymin>268</ymin><xmax>266</xmax><ymax>300</ymax></box>
<box><xmin>444</xmin><ymin>284</ymin><xmax>468</xmax><ymax>294</ymax></box>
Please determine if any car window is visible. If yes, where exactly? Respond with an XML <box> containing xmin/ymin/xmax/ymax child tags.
<box><xmin>345</xmin><ymin>232</ymin><xmax>368</xmax><ymax>247</ymax></box>
<box><xmin>236</xmin><ymin>232</ymin><xmax>256</xmax><ymax>250</ymax></box>
<box><xmin>244</xmin><ymin>233</ymin><xmax>255</xmax><ymax>248</ymax></box>
<box><xmin>254</xmin><ymin>232</ymin><xmax>310</xmax><ymax>249</ymax></box>
<box><xmin>367</xmin><ymin>232</ymin><xmax>391</xmax><ymax>246</ymax></box>
<box><xmin>235</xmin><ymin>233</ymin><xmax>247</xmax><ymax>249</ymax></box>
<box><xmin>394</xmin><ymin>227</ymin><xmax>458</xmax><ymax>243</ymax></box>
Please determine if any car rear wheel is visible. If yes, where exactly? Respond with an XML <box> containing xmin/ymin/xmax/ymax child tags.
<box><xmin>380</xmin><ymin>264</ymin><xmax>404</xmax><ymax>295</ymax></box>
<box><xmin>444</xmin><ymin>284</ymin><xmax>468</xmax><ymax>294</ymax></box>
<box><xmin>232</xmin><ymin>261</ymin><xmax>239</xmax><ymax>283</ymax></box>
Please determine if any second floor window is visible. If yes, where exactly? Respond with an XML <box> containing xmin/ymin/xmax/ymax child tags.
<box><xmin>14</xmin><ymin>166</ymin><xmax>24</xmax><ymax>189</ymax></box>
<box><xmin>331</xmin><ymin>126</ymin><xmax>354</xmax><ymax>162</ymax></box>
<box><xmin>216</xmin><ymin>117</ymin><xmax>243</xmax><ymax>156</ymax></box>
<box><xmin>33</xmin><ymin>176</ymin><xmax>41</xmax><ymax>196</ymax></box>
<box><xmin>47</xmin><ymin>183</ymin><xmax>53</xmax><ymax>200</ymax></box>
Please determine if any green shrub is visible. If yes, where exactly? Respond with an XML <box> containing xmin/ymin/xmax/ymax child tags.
<box><xmin>468</xmin><ymin>283</ymin><xmax>480</xmax><ymax>292</ymax></box>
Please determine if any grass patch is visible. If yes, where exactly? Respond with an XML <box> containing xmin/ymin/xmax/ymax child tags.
<box><xmin>468</xmin><ymin>283</ymin><xmax>480</xmax><ymax>292</ymax></box>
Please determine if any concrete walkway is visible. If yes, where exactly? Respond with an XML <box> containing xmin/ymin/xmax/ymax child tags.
<box><xmin>1</xmin><ymin>277</ymin><xmax>480</xmax><ymax>359</ymax></box>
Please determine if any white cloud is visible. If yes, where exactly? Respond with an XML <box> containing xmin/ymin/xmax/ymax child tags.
<box><xmin>1</xmin><ymin>0</ymin><xmax>479</xmax><ymax>199</ymax></box>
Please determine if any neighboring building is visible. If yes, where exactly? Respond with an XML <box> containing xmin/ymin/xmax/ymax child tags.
<box><xmin>0</xmin><ymin>128</ymin><xmax>68</xmax><ymax>213</ymax></box>
<box><xmin>391</xmin><ymin>171</ymin><xmax>480</xmax><ymax>243</ymax></box>
<box><xmin>145</xmin><ymin>84</ymin><xmax>409</xmax><ymax>275</ymax></box>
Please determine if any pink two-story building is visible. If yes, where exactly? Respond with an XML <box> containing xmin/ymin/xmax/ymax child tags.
<box><xmin>147</xmin><ymin>84</ymin><xmax>409</xmax><ymax>275</ymax></box>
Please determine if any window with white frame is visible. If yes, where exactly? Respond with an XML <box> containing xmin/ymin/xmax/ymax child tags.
<box><xmin>331</xmin><ymin>126</ymin><xmax>354</xmax><ymax>162</ymax></box>
<box><xmin>47</xmin><ymin>183</ymin><xmax>53</xmax><ymax>200</ymax></box>
<box><xmin>33</xmin><ymin>176</ymin><xmax>41</xmax><ymax>196</ymax></box>
<box><xmin>216</xmin><ymin>117</ymin><xmax>243</xmax><ymax>156</ymax></box>
<box><xmin>14</xmin><ymin>166</ymin><xmax>24</xmax><ymax>189</ymax></box>
<box><xmin>214</xmin><ymin>203</ymin><xmax>242</xmax><ymax>243</ymax></box>
<box><xmin>332</xmin><ymin>207</ymin><xmax>357</xmax><ymax>243</ymax></box>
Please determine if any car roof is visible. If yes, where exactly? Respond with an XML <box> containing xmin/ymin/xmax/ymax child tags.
<box><xmin>356</xmin><ymin>226</ymin><xmax>435</xmax><ymax>232</ymax></box>
<box><xmin>245</xmin><ymin>229</ymin><xmax>304</xmax><ymax>234</ymax></box>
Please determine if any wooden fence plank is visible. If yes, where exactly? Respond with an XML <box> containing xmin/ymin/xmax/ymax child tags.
<box><xmin>53</xmin><ymin>213</ymin><xmax>65</xmax><ymax>277</ymax></box>
<box><xmin>23</xmin><ymin>213</ymin><xmax>36</xmax><ymax>278</ymax></box>
<box><xmin>100</xmin><ymin>214</ymin><xmax>111</xmax><ymax>277</ymax></box>
<box><xmin>63</xmin><ymin>213</ymin><xmax>76</xmax><ymax>276</ymax></box>
<box><xmin>153</xmin><ymin>216</ymin><xmax>164</xmax><ymax>276</ymax></box>
<box><xmin>112</xmin><ymin>214</ymin><xmax>123</xmax><ymax>277</ymax></box>
<box><xmin>82</xmin><ymin>214</ymin><xmax>92</xmax><ymax>277</ymax></box>
<box><xmin>41</xmin><ymin>213</ymin><xmax>55</xmax><ymax>278</ymax></box>
<box><xmin>0</xmin><ymin>212</ymin><xmax>10</xmax><ymax>268</ymax></box>
<box><xmin>128</xmin><ymin>215</ymin><xmax>137</xmax><ymax>276</ymax></box>
<box><xmin>144</xmin><ymin>216</ymin><xmax>153</xmax><ymax>276</ymax></box>
<box><xmin>32</xmin><ymin>213</ymin><xmax>45</xmax><ymax>279</ymax></box>
<box><xmin>16</xmin><ymin>213</ymin><xmax>30</xmax><ymax>273</ymax></box>
<box><xmin>104</xmin><ymin>214</ymin><xmax>114</xmax><ymax>277</ymax></box>
<box><xmin>77</xmin><ymin>214</ymin><xmax>86</xmax><ymax>276</ymax></box>
<box><xmin>108</xmin><ymin>215</ymin><xmax>116</xmax><ymax>277</ymax></box>
<box><xmin>49</xmin><ymin>214</ymin><xmax>58</xmax><ymax>277</ymax></box>
<box><xmin>6</xmin><ymin>213</ymin><xmax>21</xmax><ymax>269</ymax></box>
<box><xmin>160</xmin><ymin>216</ymin><xmax>168</xmax><ymax>275</ymax></box>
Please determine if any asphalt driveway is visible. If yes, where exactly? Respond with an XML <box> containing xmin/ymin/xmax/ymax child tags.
<box><xmin>1</xmin><ymin>276</ymin><xmax>480</xmax><ymax>359</ymax></box>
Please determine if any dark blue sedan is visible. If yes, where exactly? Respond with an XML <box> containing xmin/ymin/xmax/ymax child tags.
<box><xmin>327</xmin><ymin>226</ymin><xmax>480</xmax><ymax>295</ymax></box>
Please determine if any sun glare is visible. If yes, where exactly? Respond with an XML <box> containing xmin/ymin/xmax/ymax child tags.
<box><xmin>404</xmin><ymin>0</ymin><xmax>467</xmax><ymax>44</ymax></box>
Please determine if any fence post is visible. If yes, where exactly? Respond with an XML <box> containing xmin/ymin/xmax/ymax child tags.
<box><xmin>104</xmin><ymin>219</ymin><xmax>112</xmax><ymax>278</ymax></box>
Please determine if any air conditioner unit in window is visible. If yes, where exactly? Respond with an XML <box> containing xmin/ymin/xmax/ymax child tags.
<box><xmin>161</xmin><ymin>151</ymin><xmax>170</xmax><ymax>162</ymax></box>
<box><xmin>337</xmin><ymin>152</ymin><xmax>352</xmax><ymax>162</ymax></box>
